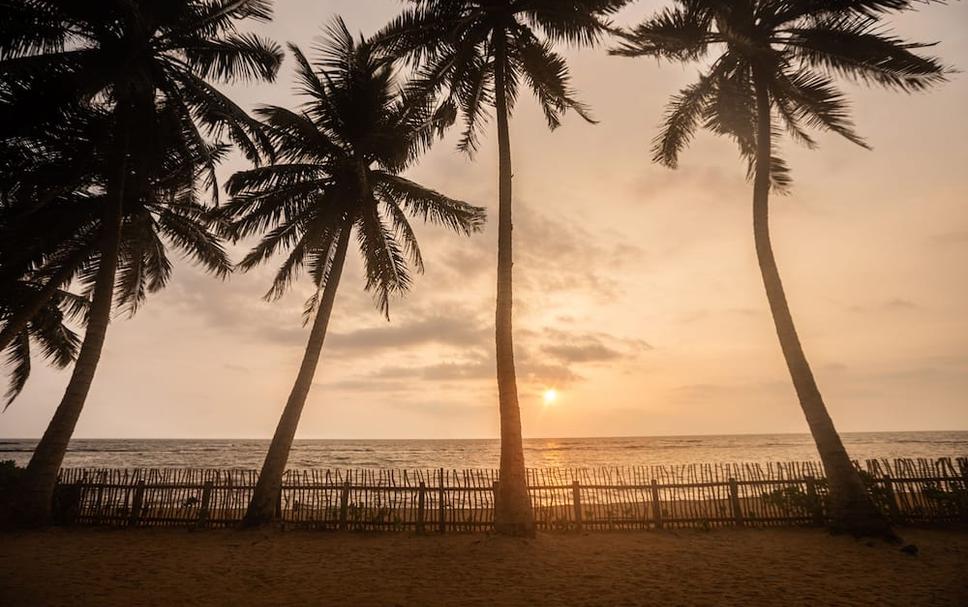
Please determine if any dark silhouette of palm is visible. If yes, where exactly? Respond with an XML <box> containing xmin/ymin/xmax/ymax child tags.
<box><xmin>0</xmin><ymin>114</ymin><xmax>104</xmax><ymax>346</ymax></box>
<box><xmin>613</xmin><ymin>0</ymin><xmax>947</xmax><ymax>538</ymax></box>
<box><xmin>223</xmin><ymin>19</ymin><xmax>486</xmax><ymax>527</ymax></box>
<box><xmin>0</xmin><ymin>277</ymin><xmax>85</xmax><ymax>408</ymax></box>
<box><xmin>378</xmin><ymin>0</ymin><xmax>629</xmax><ymax>536</ymax></box>
<box><xmin>0</xmin><ymin>0</ymin><xmax>282</xmax><ymax>525</ymax></box>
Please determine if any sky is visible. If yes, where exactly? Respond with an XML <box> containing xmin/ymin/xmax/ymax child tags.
<box><xmin>3</xmin><ymin>1</ymin><xmax>967</xmax><ymax>440</ymax></box>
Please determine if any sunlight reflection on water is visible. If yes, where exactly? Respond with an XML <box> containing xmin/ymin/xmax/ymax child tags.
<box><xmin>2</xmin><ymin>431</ymin><xmax>966</xmax><ymax>469</ymax></box>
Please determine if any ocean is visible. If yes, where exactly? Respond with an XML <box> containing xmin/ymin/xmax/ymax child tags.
<box><xmin>1</xmin><ymin>431</ymin><xmax>966</xmax><ymax>470</ymax></box>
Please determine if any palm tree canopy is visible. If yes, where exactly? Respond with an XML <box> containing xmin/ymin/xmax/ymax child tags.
<box><xmin>0</xmin><ymin>0</ymin><xmax>284</xmax><ymax>290</ymax></box>
<box><xmin>0</xmin><ymin>126</ymin><xmax>235</xmax><ymax>406</ymax></box>
<box><xmin>1</xmin><ymin>111</ymin><xmax>234</xmax><ymax>310</ymax></box>
<box><xmin>223</xmin><ymin>19</ymin><xmax>487</xmax><ymax>318</ymax></box>
<box><xmin>0</xmin><ymin>278</ymin><xmax>86</xmax><ymax>409</ymax></box>
<box><xmin>611</xmin><ymin>0</ymin><xmax>949</xmax><ymax>188</ymax></box>
<box><xmin>1</xmin><ymin>0</ymin><xmax>282</xmax><ymax>158</ymax></box>
<box><xmin>377</xmin><ymin>0</ymin><xmax>632</xmax><ymax>153</ymax></box>
<box><xmin>0</xmin><ymin>0</ymin><xmax>282</xmax><ymax>405</ymax></box>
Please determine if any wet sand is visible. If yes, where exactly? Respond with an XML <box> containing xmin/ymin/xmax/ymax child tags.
<box><xmin>1</xmin><ymin>528</ymin><xmax>966</xmax><ymax>606</ymax></box>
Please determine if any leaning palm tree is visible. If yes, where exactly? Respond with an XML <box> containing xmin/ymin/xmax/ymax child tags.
<box><xmin>612</xmin><ymin>0</ymin><xmax>948</xmax><ymax>537</ymax></box>
<box><xmin>378</xmin><ymin>0</ymin><xmax>630</xmax><ymax>535</ymax></box>
<box><xmin>1</xmin><ymin>0</ymin><xmax>282</xmax><ymax>525</ymax></box>
<box><xmin>223</xmin><ymin>20</ymin><xmax>486</xmax><ymax>527</ymax></box>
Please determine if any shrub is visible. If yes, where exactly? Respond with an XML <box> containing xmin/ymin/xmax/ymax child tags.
<box><xmin>0</xmin><ymin>460</ymin><xmax>24</xmax><ymax>495</ymax></box>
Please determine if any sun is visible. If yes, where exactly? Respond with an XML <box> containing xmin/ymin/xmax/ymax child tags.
<box><xmin>542</xmin><ymin>389</ymin><xmax>558</xmax><ymax>406</ymax></box>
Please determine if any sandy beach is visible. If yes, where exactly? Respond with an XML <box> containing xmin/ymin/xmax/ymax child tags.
<box><xmin>1</xmin><ymin>528</ymin><xmax>965</xmax><ymax>606</ymax></box>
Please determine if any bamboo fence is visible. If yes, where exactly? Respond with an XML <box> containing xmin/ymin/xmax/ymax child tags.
<box><xmin>50</xmin><ymin>457</ymin><xmax>968</xmax><ymax>531</ymax></box>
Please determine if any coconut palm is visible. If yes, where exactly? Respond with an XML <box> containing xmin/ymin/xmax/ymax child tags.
<box><xmin>612</xmin><ymin>0</ymin><xmax>947</xmax><ymax>537</ymax></box>
<box><xmin>223</xmin><ymin>19</ymin><xmax>486</xmax><ymax>527</ymax></box>
<box><xmin>1</xmin><ymin>0</ymin><xmax>283</xmax><ymax>525</ymax></box>
<box><xmin>378</xmin><ymin>0</ymin><xmax>630</xmax><ymax>535</ymax></box>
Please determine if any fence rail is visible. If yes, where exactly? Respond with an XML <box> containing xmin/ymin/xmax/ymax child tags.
<box><xmin>51</xmin><ymin>457</ymin><xmax>968</xmax><ymax>531</ymax></box>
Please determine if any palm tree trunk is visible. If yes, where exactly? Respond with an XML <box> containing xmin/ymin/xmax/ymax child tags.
<box><xmin>491</xmin><ymin>29</ymin><xmax>534</xmax><ymax>537</ymax></box>
<box><xmin>242</xmin><ymin>227</ymin><xmax>352</xmax><ymax>527</ymax></box>
<box><xmin>751</xmin><ymin>74</ymin><xmax>894</xmax><ymax>539</ymax></box>
<box><xmin>11</xmin><ymin>194</ymin><xmax>123</xmax><ymax>527</ymax></box>
<box><xmin>0</xmin><ymin>261</ymin><xmax>81</xmax><ymax>352</ymax></box>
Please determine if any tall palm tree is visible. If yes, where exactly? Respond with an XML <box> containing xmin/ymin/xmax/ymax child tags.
<box><xmin>378</xmin><ymin>0</ymin><xmax>629</xmax><ymax>536</ymax></box>
<box><xmin>612</xmin><ymin>0</ymin><xmax>947</xmax><ymax>537</ymax></box>
<box><xmin>1</xmin><ymin>0</ymin><xmax>283</xmax><ymax>525</ymax></box>
<box><xmin>223</xmin><ymin>19</ymin><xmax>486</xmax><ymax>527</ymax></box>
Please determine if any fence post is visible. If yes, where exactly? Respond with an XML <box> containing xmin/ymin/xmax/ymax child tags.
<box><xmin>339</xmin><ymin>480</ymin><xmax>350</xmax><ymax>531</ymax></box>
<box><xmin>196</xmin><ymin>481</ymin><xmax>213</xmax><ymax>528</ymax></box>
<box><xmin>728</xmin><ymin>478</ymin><xmax>744</xmax><ymax>527</ymax></box>
<box><xmin>572</xmin><ymin>480</ymin><xmax>583</xmax><ymax>531</ymax></box>
<box><xmin>128</xmin><ymin>480</ymin><xmax>146</xmax><ymax>527</ymax></box>
<box><xmin>438</xmin><ymin>468</ymin><xmax>446</xmax><ymax>534</ymax></box>
<box><xmin>70</xmin><ymin>481</ymin><xmax>84</xmax><ymax>526</ymax></box>
<box><xmin>275</xmin><ymin>480</ymin><xmax>284</xmax><ymax>521</ymax></box>
<box><xmin>492</xmin><ymin>480</ymin><xmax>500</xmax><ymax>532</ymax></box>
<box><xmin>961</xmin><ymin>464</ymin><xmax>968</xmax><ymax>523</ymax></box>
<box><xmin>651</xmin><ymin>479</ymin><xmax>663</xmax><ymax>530</ymax></box>
<box><xmin>416</xmin><ymin>481</ymin><xmax>426</xmax><ymax>535</ymax></box>
<box><xmin>882</xmin><ymin>474</ymin><xmax>901</xmax><ymax>522</ymax></box>
<box><xmin>804</xmin><ymin>476</ymin><xmax>823</xmax><ymax>526</ymax></box>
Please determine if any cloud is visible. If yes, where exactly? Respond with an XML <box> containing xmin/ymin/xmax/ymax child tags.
<box><xmin>882</xmin><ymin>298</ymin><xmax>919</xmax><ymax>311</ymax></box>
<box><xmin>542</xmin><ymin>342</ymin><xmax>621</xmax><ymax>363</ymax></box>
<box><xmin>326</xmin><ymin>309</ymin><xmax>490</xmax><ymax>352</ymax></box>
<box><xmin>324</xmin><ymin>322</ymin><xmax>651</xmax><ymax>398</ymax></box>
<box><xmin>848</xmin><ymin>298</ymin><xmax>920</xmax><ymax>314</ymax></box>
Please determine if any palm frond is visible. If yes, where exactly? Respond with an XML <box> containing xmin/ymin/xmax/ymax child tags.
<box><xmin>610</xmin><ymin>5</ymin><xmax>713</xmax><ymax>61</ymax></box>
<box><xmin>783</xmin><ymin>15</ymin><xmax>949</xmax><ymax>92</ymax></box>
<box><xmin>373</xmin><ymin>172</ymin><xmax>486</xmax><ymax>236</ymax></box>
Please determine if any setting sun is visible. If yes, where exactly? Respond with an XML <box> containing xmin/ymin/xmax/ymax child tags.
<box><xmin>543</xmin><ymin>389</ymin><xmax>559</xmax><ymax>406</ymax></box>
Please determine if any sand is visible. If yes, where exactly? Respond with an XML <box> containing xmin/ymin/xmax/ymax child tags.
<box><xmin>1</xmin><ymin>528</ymin><xmax>966</xmax><ymax>606</ymax></box>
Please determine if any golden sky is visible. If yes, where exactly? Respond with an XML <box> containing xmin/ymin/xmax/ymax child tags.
<box><xmin>3</xmin><ymin>1</ymin><xmax>967</xmax><ymax>439</ymax></box>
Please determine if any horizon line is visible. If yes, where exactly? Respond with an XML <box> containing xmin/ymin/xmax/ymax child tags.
<box><xmin>2</xmin><ymin>428</ymin><xmax>965</xmax><ymax>442</ymax></box>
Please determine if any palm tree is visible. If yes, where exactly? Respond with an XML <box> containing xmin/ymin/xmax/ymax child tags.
<box><xmin>1</xmin><ymin>0</ymin><xmax>283</xmax><ymax>525</ymax></box>
<box><xmin>378</xmin><ymin>0</ymin><xmax>630</xmax><ymax>536</ymax></box>
<box><xmin>223</xmin><ymin>19</ymin><xmax>486</xmax><ymax>527</ymax></box>
<box><xmin>612</xmin><ymin>0</ymin><xmax>947</xmax><ymax>537</ymax></box>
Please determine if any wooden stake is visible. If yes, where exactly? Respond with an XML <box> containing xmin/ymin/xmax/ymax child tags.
<box><xmin>339</xmin><ymin>480</ymin><xmax>350</xmax><ymax>531</ymax></box>
<box><xmin>728</xmin><ymin>478</ymin><xmax>744</xmax><ymax>527</ymax></box>
<box><xmin>572</xmin><ymin>480</ymin><xmax>583</xmax><ymax>532</ymax></box>
<box><xmin>197</xmin><ymin>480</ymin><xmax>213</xmax><ymax>528</ymax></box>
<box><xmin>129</xmin><ymin>480</ymin><xmax>145</xmax><ymax>528</ymax></box>
<box><xmin>438</xmin><ymin>468</ymin><xmax>446</xmax><ymax>534</ymax></box>
<box><xmin>804</xmin><ymin>475</ymin><xmax>823</xmax><ymax>526</ymax></box>
<box><xmin>882</xmin><ymin>474</ymin><xmax>901</xmax><ymax>522</ymax></box>
<box><xmin>417</xmin><ymin>481</ymin><xmax>426</xmax><ymax>535</ymax></box>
